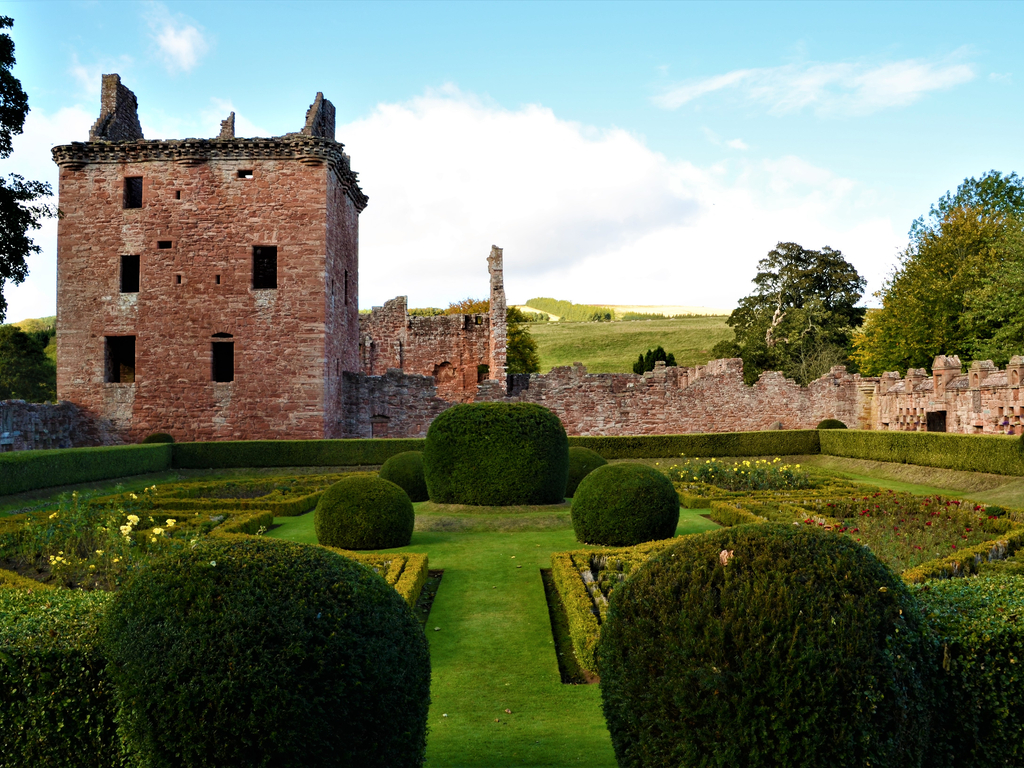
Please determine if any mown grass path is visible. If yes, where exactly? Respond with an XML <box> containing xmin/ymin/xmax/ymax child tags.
<box><xmin>269</xmin><ymin>508</ymin><xmax>717</xmax><ymax>767</ymax></box>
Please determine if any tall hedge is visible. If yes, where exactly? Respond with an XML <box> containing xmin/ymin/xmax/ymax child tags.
<box><xmin>568</xmin><ymin>430</ymin><xmax>820</xmax><ymax>459</ymax></box>
<box><xmin>916</xmin><ymin>575</ymin><xmax>1024</xmax><ymax>768</ymax></box>
<box><xmin>0</xmin><ymin>444</ymin><xmax>172</xmax><ymax>496</ymax></box>
<box><xmin>598</xmin><ymin>524</ymin><xmax>935</xmax><ymax>768</ymax></box>
<box><xmin>101</xmin><ymin>538</ymin><xmax>431</xmax><ymax>768</ymax></box>
<box><xmin>423</xmin><ymin>403</ymin><xmax>569</xmax><ymax>505</ymax></box>
<box><xmin>171</xmin><ymin>438</ymin><xmax>426</xmax><ymax>469</ymax></box>
<box><xmin>0</xmin><ymin>588</ymin><xmax>120</xmax><ymax>768</ymax></box>
<box><xmin>820</xmin><ymin>430</ymin><xmax>1024</xmax><ymax>477</ymax></box>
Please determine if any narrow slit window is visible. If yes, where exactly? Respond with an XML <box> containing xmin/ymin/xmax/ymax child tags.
<box><xmin>344</xmin><ymin>270</ymin><xmax>349</xmax><ymax>304</ymax></box>
<box><xmin>120</xmin><ymin>255</ymin><xmax>140</xmax><ymax>293</ymax></box>
<box><xmin>212</xmin><ymin>334</ymin><xmax>234</xmax><ymax>382</ymax></box>
<box><xmin>157</xmin><ymin>241</ymin><xmax>172</xmax><ymax>250</ymax></box>
<box><xmin>123</xmin><ymin>177</ymin><xmax>143</xmax><ymax>209</ymax></box>
<box><xmin>175</xmin><ymin>274</ymin><xmax>182</xmax><ymax>285</ymax></box>
<box><xmin>253</xmin><ymin>246</ymin><xmax>277</xmax><ymax>289</ymax></box>
<box><xmin>174</xmin><ymin>190</ymin><xmax>181</xmax><ymax>200</ymax></box>
<box><xmin>237</xmin><ymin>170</ymin><xmax>253</xmax><ymax>179</ymax></box>
<box><xmin>215</xmin><ymin>274</ymin><xmax>221</xmax><ymax>285</ymax></box>
<box><xmin>105</xmin><ymin>336</ymin><xmax>136</xmax><ymax>383</ymax></box>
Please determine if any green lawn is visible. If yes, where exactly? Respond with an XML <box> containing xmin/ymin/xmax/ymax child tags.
<box><xmin>268</xmin><ymin>504</ymin><xmax>718</xmax><ymax>767</ymax></box>
<box><xmin>527</xmin><ymin>316</ymin><xmax>732</xmax><ymax>374</ymax></box>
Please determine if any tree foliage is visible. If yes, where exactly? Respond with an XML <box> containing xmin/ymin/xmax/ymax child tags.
<box><xmin>853</xmin><ymin>172</ymin><xmax>1024</xmax><ymax>375</ymax></box>
<box><xmin>632</xmin><ymin>345</ymin><xmax>676</xmax><ymax>374</ymax></box>
<box><xmin>444</xmin><ymin>297</ymin><xmax>490</xmax><ymax>315</ymax></box>
<box><xmin>712</xmin><ymin>242</ymin><xmax>866</xmax><ymax>385</ymax></box>
<box><xmin>506</xmin><ymin>306</ymin><xmax>540</xmax><ymax>374</ymax></box>
<box><xmin>0</xmin><ymin>323</ymin><xmax>56</xmax><ymax>401</ymax></box>
<box><xmin>0</xmin><ymin>16</ymin><xmax>55</xmax><ymax>323</ymax></box>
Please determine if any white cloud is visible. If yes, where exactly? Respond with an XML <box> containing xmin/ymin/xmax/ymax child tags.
<box><xmin>144</xmin><ymin>2</ymin><xmax>210</xmax><ymax>73</ymax></box>
<box><xmin>342</xmin><ymin>89</ymin><xmax>902</xmax><ymax>311</ymax></box>
<box><xmin>69</xmin><ymin>53</ymin><xmax>134</xmax><ymax>98</ymax></box>
<box><xmin>990</xmin><ymin>72</ymin><xmax>1012</xmax><ymax>83</ymax></box>
<box><xmin>655</xmin><ymin>52</ymin><xmax>975</xmax><ymax>116</ymax></box>
<box><xmin>726</xmin><ymin>138</ymin><xmax>749</xmax><ymax>150</ymax></box>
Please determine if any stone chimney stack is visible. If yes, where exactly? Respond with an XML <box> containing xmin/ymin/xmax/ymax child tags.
<box><xmin>302</xmin><ymin>92</ymin><xmax>336</xmax><ymax>140</ymax></box>
<box><xmin>218</xmin><ymin>112</ymin><xmax>235</xmax><ymax>139</ymax></box>
<box><xmin>487</xmin><ymin>245</ymin><xmax>507</xmax><ymax>383</ymax></box>
<box><xmin>932</xmin><ymin>354</ymin><xmax>961</xmax><ymax>397</ymax></box>
<box><xmin>88</xmin><ymin>74</ymin><xmax>143</xmax><ymax>142</ymax></box>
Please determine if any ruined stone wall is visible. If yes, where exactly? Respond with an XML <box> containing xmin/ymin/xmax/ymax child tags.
<box><xmin>876</xmin><ymin>355</ymin><xmax>1024</xmax><ymax>435</ymax></box>
<box><xmin>0</xmin><ymin>400</ymin><xmax>123</xmax><ymax>451</ymax></box>
<box><xmin>336</xmin><ymin>369</ymin><xmax>452</xmax><ymax>439</ymax></box>
<box><xmin>359</xmin><ymin>297</ymin><xmax>492</xmax><ymax>403</ymax></box>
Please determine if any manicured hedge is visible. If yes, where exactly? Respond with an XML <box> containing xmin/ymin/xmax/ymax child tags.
<box><xmin>598</xmin><ymin>524</ymin><xmax>935</xmax><ymax>768</ymax></box>
<box><xmin>820</xmin><ymin>430</ymin><xmax>1024</xmax><ymax>477</ymax></box>
<box><xmin>570</xmin><ymin>463</ymin><xmax>679</xmax><ymax>546</ymax></box>
<box><xmin>0</xmin><ymin>444</ymin><xmax>172</xmax><ymax>496</ymax></box>
<box><xmin>0</xmin><ymin>588</ymin><xmax>120</xmax><ymax>768</ymax></box>
<box><xmin>917</xmin><ymin>576</ymin><xmax>1024</xmax><ymax>768</ymax></box>
<box><xmin>569</xmin><ymin>430</ymin><xmax>820</xmax><ymax>459</ymax></box>
<box><xmin>379</xmin><ymin>451</ymin><xmax>429</xmax><ymax>502</ymax></box>
<box><xmin>101</xmin><ymin>538</ymin><xmax>431</xmax><ymax>768</ymax></box>
<box><xmin>314</xmin><ymin>476</ymin><xmax>415</xmax><ymax>550</ymax></box>
<box><xmin>171</xmin><ymin>438</ymin><xmax>426</xmax><ymax>469</ymax></box>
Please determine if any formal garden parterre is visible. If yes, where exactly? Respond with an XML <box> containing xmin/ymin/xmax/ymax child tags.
<box><xmin>0</xmin><ymin>423</ymin><xmax>1023</xmax><ymax>766</ymax></box>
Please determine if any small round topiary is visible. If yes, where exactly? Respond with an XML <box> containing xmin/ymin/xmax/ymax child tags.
<box><xmin>565</xmin><ymin>446</ymin><xmax>608</xmax><ymax>497</ymax></box>
<box><xmin>141</xmin><ymin>431</ymin><xmax>174</xmax><ymax>443</ymax></box>
<box><xmin>817</xmin><ymin>418</ymin><xmax>848</xmax><ymax>429</ymax></box>
<box><xmin>423</xmin><ymin>402</ymin><xmax>569</xmax><ymax>506</ymax></box>
<box><xmin>570</xmin><ymin>463</ymin><xmax>679</xmax><ymax>545</ymax></box>
<box><xmin>101</xmin><ymin>538</ymin><xmax>430</xmax><ymax>768</ymax></box>
<box><xmin>315</xmin><ymin>475</ymin><xmax>414</xmax><ymax>550</ymax></box>
<box><xmin>379</xmin><ymin>451</ymin><xmax>429</xmax><ymax>502</ymax></box>
<box><xmin>598</xmin><ymin>524</ymin><xmax>934</xmax><ymax>768</ymax></box>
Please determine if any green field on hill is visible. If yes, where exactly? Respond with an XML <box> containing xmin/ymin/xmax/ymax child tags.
<box><xmin>527</xmin><ymin>316</ymin><xmax>733</xmax><ymax>374</ymax></box>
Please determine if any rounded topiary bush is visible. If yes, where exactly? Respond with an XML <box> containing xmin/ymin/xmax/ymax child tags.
<box><xmin>565</xmin><ymin>446</ymin><xmax>608</xmax><ymax>497</ymax></box>
<box><xmin>141</xmin><ymin>431</ymin><xmax>174</xmax><ymax>443</ymax></box>
<box><xmin>598</xmin><ymin>524</ymin><xmax>934</xmax><ymax>768</ymax></box>
<box><xmin>379</xmin><ymin>451</ymin><xmax>428</xmax><ymax>502</ymax></box>
<box><xmin>570</xmin><ymin>462</ymin><xmax>679</xmax><ymax>545</ymax></box>
<box><xmin>423</xmin><ymin>402</ymin><xmax>569</xmax><ymax>506</ymax></box>
<box><xmin>101</xmin><ymin>538</ymin><xmax>430</xmax><ymax>768</ymax></box>
<box><xmin>817</xmin><ymin>418</ymin><xmax>848</xmax><ymax>429</ymax></box>
<box><xmin>315</xmin><ymin>475</ymin><xmax>414</xmax><ymax>550</ymax></box>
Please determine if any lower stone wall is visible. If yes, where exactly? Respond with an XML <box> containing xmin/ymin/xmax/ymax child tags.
<box><xmin>0</xmin><ymin>400</ymin><xmax>124</xmax><ymax>451</ymax></box>
<box><xmin>334</xmin><ymin>369</ymin><xmax>453</xmax><ymax>439</ymax></box>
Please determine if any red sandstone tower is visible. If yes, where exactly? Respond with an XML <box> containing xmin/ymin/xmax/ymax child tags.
<box><xmin>51</xmin><ymin>75</ymin><xmax>367</xmax><ymax>442</ymax></box>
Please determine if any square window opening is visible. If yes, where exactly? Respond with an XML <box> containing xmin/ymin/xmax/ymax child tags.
<box><xmin>212</xmin><ymin>342</ymin><xmax>234</xmax><ymax>382</ymax></box>
<box><xmin>105</xmin><ymin>336</ymin><xmax>136</xmax><ymax>383</ymax></box>
<box><xmin>157</xmin><ymin>241</ymin><xmax>172</xmax><ymax>250</ymax></box>
<box><xmin>120</xmin><ymin>255</ymin><xmax>140</xmax><ymax>293</ymax></box>
<box><xmin>253</xmin><ymin>246</ymin><xmax>277</xmax><ymax>289</ymax></box>
<box><xmin>123</xmin><ymin>177</ymin><xmax>143</xmax><ymax>209</ymax></box>
<box><xmin>237</xmin><ymin>170</ymin><xmax>253</xmax><ymax>179</ymax></box>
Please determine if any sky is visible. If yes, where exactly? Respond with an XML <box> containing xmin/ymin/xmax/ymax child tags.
<box><xmin>2</xmin><ymin>0</ymin><xmax>1022</xmax><ymax>322</ymax></box>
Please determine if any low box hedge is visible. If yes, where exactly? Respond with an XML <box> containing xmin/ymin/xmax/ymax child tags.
<box><xmin>0</xmin><ymin>444</ymin><xmax>172</xmax><ymax>497</ymax></box>
<box><xmin>171</xmin><ymin>438</ymin><xmax>426</xmax><ymax>469</ymax></box>
<box><xmin>820</xmin><ymin>430</ymin><xmax>1024</xmax><ymax>477</ymax></box>
<box><xmin>569</xmin><ymin>430</ymin><xmax>820</xmax><ymax>459</ymax></box>
<box><xmin>0</xmin><ymin>588</ymin><xmax>120</xmax><ymax>768</ymax></box>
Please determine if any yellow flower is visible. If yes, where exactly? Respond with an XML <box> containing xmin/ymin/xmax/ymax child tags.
<box><xmin>95</xmin><ymin>549</ymin><xmax>104</xmax><ymax>556</ymax></box>
<box><xmin>166</xmin><ymin>519</ymin><xmax>176</xmax><ymax>527</ymax></box>
<box><xmin>49</xmin><ymin>512</ymin><xmax>59</xmax><ymax>519</ymax></box>
<box><xmin>150</xmin><ymin>537</ymin><xmax>158</xmax><ymax>543</ymax></box>
<box><xmin>88</xmin><ymin>564</ymin><xmax>96</xmax><ymax>569</ymax></box>
<box><xmin>119</xmin><ymin>525</ymin><xmax>132</xmax><ymax>536</ymax></box>
<box><xmin>130</xmin><ymin>493</ymin><xmax>138</xmax><ymax>500</ymax></box>
<box><xmin>153</xmin><ymin>527</ymin><xmax>165</xmax><ymax>536</ymax></box>
<box><xmin>127</xmin><ymin>514</ymin><xmax>140</xmax><ymax>525</ymax></box>
<box><xmin>113</xmin><ymin>558</ymin><xmax>120</xmax><ymax>563</ymax></box>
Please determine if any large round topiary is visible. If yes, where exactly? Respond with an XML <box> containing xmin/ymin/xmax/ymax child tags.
<box><xmin>141</xmin><ymin>431</ymin><xmax>174</xmax><ymax>443</ymax></box>
<box><xmin>817</xmin><ymin>418</ymin><xmax>848</xmax><ymax>429</ymax></box>
<box><xmin>315</xmin><ymin>475</ymin><xmax>414</xmax><ymax>550</ymax></box>
<box><xmin>598</xmin><ymin>524</ymin><xmax>934</xmax><ymax>768</ymax></box>
<box><xmin>570</xmin><ymin>462</ymin><xmax>679</xmax><ymax>545</ymax></box>
<box><xmin>379</xmin><ymin>451</ymin><xmax>429</xmax><ymax>502</ymax></box>
<box><xmin>423</xmin><ymin>402</ymin><xmax>569</xmax><ymax>506</ymax></box>
<box><xmin>565</xmin><ymin>446</ymin><xmax>608</xmax><ymax>497</ymax></box>
<box><xmin>100</xmin><ymin>537</ymin><xmax>430</xmax><ymax>768</ymax></box>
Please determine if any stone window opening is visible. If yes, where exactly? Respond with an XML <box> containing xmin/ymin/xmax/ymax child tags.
<box><xmin>105</xmin><ymin>336</ymin><xmax>136</xmax><ymax>383</ymax></box>
<box><xmin>174</xmin><ymin>190</ymin><xmax>181</xmax><ymax>200</ymax></box>
<box><xmin>370</xmin><ymin>415</ymin><xmax>389</xmax><ymax>438</ymax></box>
<box><xmin>344</xmin><ymin>270</ymin><xmax>349</xmax><ymax>304</ymax></box>
<box><xmin>215</xmin><ymin>274</ymin><xmax>221</xmax><ymax>285</ymax></box>
<box><xmin>157</xmin><ymin>241</ymin><xmax>172</xmax><ymax>250</ymax></box>
<box><xmin>211</xmin><ymin>333</ymin><xmax>234</xmax><ymax>382</ymax></box>
<box><xmin>123</xmin><ymin>177</ymin><xmax>143</xmax><ymax>209</ymax></box>
<box><xmin>237</xmin><ymin>170</ymin><xmax>253</xmax><ymax>179</ymax></box>
<box><xmin>253</xmin><ymin>246</ymin><xmax>277</xmax><ymax>290</ymax></box>
<box><xmin>120</xmin><ymin>255</ymin><xmax>140</xmax><ymax>293</ymax></box>
<box><xmin>175</xmin><ymin>274</ymin><xmax>182</xmax><ymax>285</ymax></box>
<box><xmin>477</xmin><ymin>364</ymin><xmax>490</xmax><ymax>383</ymax></box>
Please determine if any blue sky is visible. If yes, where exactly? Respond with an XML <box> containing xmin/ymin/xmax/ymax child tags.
<box><xmin>3</xmin><ymin>0</ymin><xmax>1022</xmax><ymax>322</ymax></box>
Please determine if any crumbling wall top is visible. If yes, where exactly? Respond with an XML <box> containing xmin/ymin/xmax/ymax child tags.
<box><xmin>88</xmin><ymin>74</ymin><xmax>144</xmax><ymax>142</ymax></box>
<box><xmin>302</xmin><ymin>92</ymin><xmax>336</xmax><ymax>141</ymax></box>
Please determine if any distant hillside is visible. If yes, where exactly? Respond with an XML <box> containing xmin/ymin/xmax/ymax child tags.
<box><xmin>528</xmin><ymin>315</ymin><xmax>733</xmax><ymax>373</ymax></box>
<box><xmin>9</xmin><ymin>316</ymin><xmax>57</xmax><ymax>362</ymax></box>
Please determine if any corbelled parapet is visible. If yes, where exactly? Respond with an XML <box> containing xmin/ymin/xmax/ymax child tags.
<box><xmin>89</xmin><ymin>74</ymin><xmax>144</xmax><ymax>142</ymax></box>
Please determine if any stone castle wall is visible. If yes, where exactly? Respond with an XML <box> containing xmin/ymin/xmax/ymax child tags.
<box><xmin>0</xmin><ymin>400</ymin><xmax>123</xmax><ymax>451</ymax></box>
